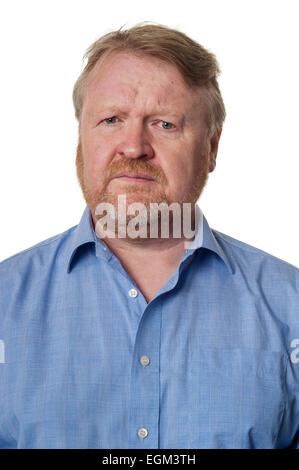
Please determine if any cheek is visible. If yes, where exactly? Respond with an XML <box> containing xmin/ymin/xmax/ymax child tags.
<box><xmin>165</xmin><ymin>156</ymin><xmax>194</xmax><ymax>187</ymax></box>
<box><xmin>162</xmin><ymin>164</ymin><xmax>190</xmax><ymax>201</ymax></box>
<box><xmin>82</xmin><ymin>139</ymin><xmax>112</xmax><ymax>183</ymax></box>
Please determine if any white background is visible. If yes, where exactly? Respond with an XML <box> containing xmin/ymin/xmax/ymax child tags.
<box><xmin>0</xmin><ymin>0</ymin><xmax>298</xmax><ymax>266</ymax></box>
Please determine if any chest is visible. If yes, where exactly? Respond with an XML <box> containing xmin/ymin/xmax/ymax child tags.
<box><xmin>0</xmin><ymin>260</ymin><xmax>292</xmax><ymax>448</ymax></box>
<box><xmin>0</xmin><ymin>294</ymin><xmax>288</xmax><ymax>449</ymax></box>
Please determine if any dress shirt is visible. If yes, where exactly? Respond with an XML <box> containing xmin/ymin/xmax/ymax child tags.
<box><xmin>0</xmin><ymin>205</ymin><xmax>298</xmax><ymax>449</ymax></box>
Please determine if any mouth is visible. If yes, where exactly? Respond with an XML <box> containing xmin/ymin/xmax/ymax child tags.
<box><xmin>112</xmin><ymin>172</ymin><xmax>155</xmax><ymax>182</ymax></box>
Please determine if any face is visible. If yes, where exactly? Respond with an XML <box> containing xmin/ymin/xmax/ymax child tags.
<box><xmin>76</xmin><ymin>51</ymin><xmax>221</xmax><ymax>227</ymax></box>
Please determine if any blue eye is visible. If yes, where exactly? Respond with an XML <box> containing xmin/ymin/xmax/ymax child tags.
<box><xmin>161</xmin><ymin>121</ymin><xmax>174</xmax><ymax>130</ymax></box>
<box><xmin>104</xmin><ymin>117</ymin><xmax>118</xmax><ymax>124</ymax></box>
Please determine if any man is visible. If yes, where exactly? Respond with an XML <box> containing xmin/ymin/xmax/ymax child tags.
<box><xmin>0</xmin><ymin>23</ymin><xmax>298</xmax><ymax>449</ymax></box>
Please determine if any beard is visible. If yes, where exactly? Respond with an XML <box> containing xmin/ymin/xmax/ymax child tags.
<box><xmin>75</xmin><ymin>139</ymin><xmax>210</xmax><ymax>239</ymax></box>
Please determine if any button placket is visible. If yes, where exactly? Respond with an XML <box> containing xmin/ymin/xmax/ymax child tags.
<box><xmin>128</xmin><ymin>303</ymin><xmax>161</xmax><ymax>448</ymax></box>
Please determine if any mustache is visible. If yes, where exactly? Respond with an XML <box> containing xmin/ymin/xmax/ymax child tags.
<box><xmin>105</xmin><ymin>159</ymin><xmax>166</xmax><ymax>184</ymax></box>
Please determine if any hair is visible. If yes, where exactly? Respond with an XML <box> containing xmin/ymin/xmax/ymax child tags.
<box><xmin>72</xmin><ymin>22</ymin><xmax>226</xmax><ymax>135</ymax></box>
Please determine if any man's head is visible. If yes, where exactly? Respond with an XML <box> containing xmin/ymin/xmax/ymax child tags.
<box><xmin>72</xmin><ymin>23</ymin><xmax>225</xmax><ymax>234</ymax></box>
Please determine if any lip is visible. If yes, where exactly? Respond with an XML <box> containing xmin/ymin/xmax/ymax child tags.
<box><xmin>112</xmin><ymin>172</ymin><xmax>155</xmax><ymax>181</ymax></box>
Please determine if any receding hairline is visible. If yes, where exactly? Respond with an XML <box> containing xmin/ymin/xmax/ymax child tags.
<box><xmin>80</xmin><ymin>49</ymin><xmax>214</xmax><ymax>132</ymax></box>
<box><xmin>82</xmin><ymin>48</ymin><xmax>204</xmax><ymax>101</ymax></box>
<box><xmin>72</xmin><ymin>23</ymin><xmax>226</xmax><ymax>135</ymax></box>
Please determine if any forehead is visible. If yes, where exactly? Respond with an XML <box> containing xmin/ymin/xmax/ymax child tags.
<box><xmin>83</xmin><ymin>51</ymin><xmax>206</xmax><ymax>115</ymax></box>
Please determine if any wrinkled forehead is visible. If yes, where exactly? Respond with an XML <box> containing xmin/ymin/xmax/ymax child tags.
<box><xmin>86</xmin><ymin>49</ymin><xmax>187</xmax><ymax>87</ymax></box>
<box><xmin>86</xmin><ymin>50</ymin><xmax>205</xmax><ymax>96</ymax></box>
<box><xmin>82</xmin><ymin>50</ymin><xmax>211</xmax><ymax>125</ymax></box>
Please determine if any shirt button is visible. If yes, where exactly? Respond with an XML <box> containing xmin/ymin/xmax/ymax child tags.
<box><xmin>138</xmin><ymin>428</ymin><xmax>148</xmax><ymax>439</ymax></box>
<box><xmin>128</xmin><ymin>288</ymin><xmax>138</xmax><ymax>298</ymax></box>
<box><xmin>140</xmin><ymin>355</ymin><xmax>150</xmax><ymax>367</ymax></box>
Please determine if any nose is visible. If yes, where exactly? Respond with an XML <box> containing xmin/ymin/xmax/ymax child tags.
<box><xmin>115</xmin><ymin>120</ymin><xmax>154</xmax><ymax>160</ymax></box>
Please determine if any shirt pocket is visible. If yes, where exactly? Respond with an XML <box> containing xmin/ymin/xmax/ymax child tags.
<box><xmin>189</xmin><ymin>347</ymin><xmax>287</xmax><ymax>448</ymax></box>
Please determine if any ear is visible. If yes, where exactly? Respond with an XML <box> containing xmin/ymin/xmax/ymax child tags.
<box><xmin>208</xmin><ymin>127</ymin><xmax>222</xmax><ymax>173</ymax></box>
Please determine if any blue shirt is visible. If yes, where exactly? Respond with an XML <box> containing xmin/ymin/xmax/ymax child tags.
<box><xmin>0</xmin><ymin>206</ymin><xmax>298</xmax><ymax>449</ymax></box>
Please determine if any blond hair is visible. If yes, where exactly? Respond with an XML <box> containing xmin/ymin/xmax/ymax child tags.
<box><xmin>72</xmin><ymin>22</ymin><xmax>226</xmax><ymax>135</ymax></box>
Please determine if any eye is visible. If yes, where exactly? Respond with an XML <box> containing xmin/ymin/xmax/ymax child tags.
<box><xmin>102</xmin><ymin>116</ymin><xmax>118</xmax><ymax>125</ymax></box>
<box><xmin>159</xmin><ymin>121</ymin><xmax>175</xmax><ymax>130</ymax></box>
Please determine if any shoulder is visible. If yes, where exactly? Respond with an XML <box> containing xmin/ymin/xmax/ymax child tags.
<box><xmin>212</xmin><ymin>228</ymin><xmax>299</xmax><ymax>287</ymax></box>
<box><xmin>0</xmin><ymin>224</ymin><xmax>77</xmax><ymax>280</ymax></box>
<box><xmin>212</xmin><ymin>229</ymin><xmax>299</xmax><ymax>327</ymax></box>
<box><xmin>0</xmin><ymin>223</ymin><xmax>83</xmax><ymax>329</ymax></box>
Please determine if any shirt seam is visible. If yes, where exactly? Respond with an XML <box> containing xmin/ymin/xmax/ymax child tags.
<box><xmin>214</xmin><ymin>230</ymin><xmax>299</xmax><ymax>271</ymax></box>
<box><xmin>273</xmin><ymin>352</ymin><xmax>288</xmax><ymax>448</ymax></box>
<box><xmin>0</xmin><ymin>226</ymin><xmax>78</xmax><ymax>266</ymax></box>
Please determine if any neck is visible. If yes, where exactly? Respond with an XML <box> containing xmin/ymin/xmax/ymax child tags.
<box><xmin>89</xmin><ymin>210</ymin><xmax>199</xmax><ymax>303</ymax></box>
<box><xmin>90</xmin><ymin>207</ymin><xmax>198</xmax><ymax>255</ymax></box>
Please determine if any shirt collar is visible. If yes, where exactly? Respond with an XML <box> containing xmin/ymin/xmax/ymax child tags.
<box><xmin>66</xmin><ymin>206</ymin><xmax>97</xmax><ymax>273</ymax></box>
<box><xmin>181</xmin><ymin>204</ymin><xmax>233</xmax><ymax>273</ymax></box>
<box><xmin>66</xmin><ymin>205</ymin><xmax>233</xmax><ymax>274</ymax></box>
